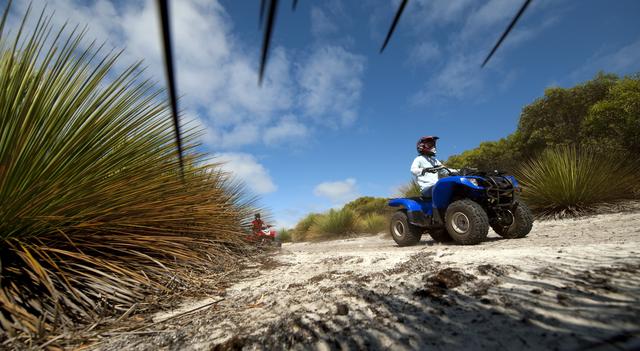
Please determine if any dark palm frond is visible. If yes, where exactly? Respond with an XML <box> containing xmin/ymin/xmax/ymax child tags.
<box><xmin>156</xmin><ymin>0</ymin><xmax>184</xmax><ymax>177</ymax></box>
<box><xmin>481</xmin><ymin>0</ymin><xmax>532</xmax><ymax>68</ymax></box>
<box><xmin>259</xmin><ymin>0</ymin><xmax>266</xmax><ymax>28</ymax></box>
<box><xmin>379</xmin><ymin>0</ymin><xmax>408</xmax><ymax>53</ymax></box>
<box><xmin>259</xmin><ymin>0</ymin><xmax>279</xmax><ymax>85</ymax></box>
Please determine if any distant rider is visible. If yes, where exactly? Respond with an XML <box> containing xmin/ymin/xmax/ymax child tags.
<box><xmin>410</xmin><ymin>136</ymin><xmax>450</xmax><ymax>198</ymax></box>
<box><xmin>252</xmin><ymin>213</ymin><xmax>266</xmax><ymax>235</ymax></box>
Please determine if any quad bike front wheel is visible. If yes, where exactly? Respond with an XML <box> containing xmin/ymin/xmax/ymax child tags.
<box><xmin>491</xmin><ymin>202</ymin><xmax>534</xmax><ymax>239</ymax></box>
<box><xmin>444</xmin><ymin>199</ymin><xmax>489</xmax><ymax>245</ymax></box>
<box><xmin>390</xmin><ymin>211</ymin><xmax>422</xmax><ymax>247</ymax></box>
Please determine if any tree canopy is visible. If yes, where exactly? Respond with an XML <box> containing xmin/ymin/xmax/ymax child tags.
<box><xmin>446</xmin><ymin>72</ymin><xmax>640</xmax><ymax>171</ymax></box>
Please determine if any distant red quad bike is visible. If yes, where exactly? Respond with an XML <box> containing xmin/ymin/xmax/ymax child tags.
<box><xmin>249</xmin><ymin>226</ymin><xmax>281</xmax><ymax>247</ymax></box>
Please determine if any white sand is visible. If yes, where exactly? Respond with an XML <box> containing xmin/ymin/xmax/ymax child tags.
<box><xmin>97</xmin><ymin>209</ymin><xmax>640</xmax><ymax>350</ymax></box>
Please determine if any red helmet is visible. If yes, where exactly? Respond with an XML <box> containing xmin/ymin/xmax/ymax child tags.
<box><xmin>417</xmin><ymin>136</ymin><xmax>439</xmax><ymax>156</ymax></box>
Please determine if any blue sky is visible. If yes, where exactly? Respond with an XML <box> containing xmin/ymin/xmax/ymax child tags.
<box><xmin>6</xmin><ymin>0</ymin><xmax>640</xmax><ymax>228</ymax></box>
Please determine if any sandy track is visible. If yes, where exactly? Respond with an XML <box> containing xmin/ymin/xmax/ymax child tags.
<box><xmin>97</xmin><ymin>209</ymin><xmax>640</xmax><ymax>350</ymax></box>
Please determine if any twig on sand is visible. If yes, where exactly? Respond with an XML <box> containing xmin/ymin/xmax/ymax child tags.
<box><xmin>117</xmin><ymin>298</ymin><xmax>225</xmax><ymax>334</ymax></box>
<box><xmin>100</xmin><ymin>330</ymin><xmax>175</xmax><ymax>336</ymax></box>
<box><xmin>115</xmin><ymin>303</ymin><xmax>138</xmax><ymax>323</ymax></box>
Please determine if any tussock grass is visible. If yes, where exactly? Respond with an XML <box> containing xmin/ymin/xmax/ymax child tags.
<box><xmin>515</xmin><ymin>146</ymin><xmax>638</xmax><ymax>218</ymax></box>
<box><xmin>398</xmin><ymin>179</ymin><xmax>421</xmax><ymax>198</ymax></box>
<box><xmin>0</xmin><ymin>6</ymin><xmax>255</xmax><ymax>342</ymax></box>
<box><xmin>278</xmin><ymin>228</ymin><xmax>292</xmax><ymax>242</ymax></box>
<box><xmin>307</xmin><ymin>208</ymin><xmax>363</xmax><ymax>241</ymax></box>
<box><xmin>292</xmin><ymin>213</ymin><xmax>320</xmax><ymax>242</ymax></box>
<box><xmin>361</xmin><ymin>213</ymin><xmax>387</xmax><ymax>234</ymax></box>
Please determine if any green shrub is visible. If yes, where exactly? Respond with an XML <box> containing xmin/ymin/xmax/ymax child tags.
<box><xmin>515</xmin><ymin>146</ymin><xmax>638</xmax><ymax>218</ymax></box>
<box><xmin>398</xmin><ymin>179</ymin><xmax>421</xmax><ymax>197</ymax></box>
<box><xmin>343</xmin><ymin>196</ymin><xmax>389</xmax><ymax>216</ymax></box>
<box><xmin>307</xmin><ymin>208</ymin><xmax>363</xmax><ymax>241</ymax></box>
<box><xmin>362</xmin><ymin>213</ymin><xmax>387</xmax><ymax>234</ymax></box>
<box><xmin>292</xmin><ymin>213</ymin><xmax>321</xmax><ymax>242</ymax></box>
<box><xmin>278</xmin><ymin>228</ymin><xmax>292</xmax><ymax>242</ymax></box>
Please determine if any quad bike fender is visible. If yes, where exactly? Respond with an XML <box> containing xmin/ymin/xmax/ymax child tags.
<box><xmin>432</xmin><ymin>176</ymin><xmax>484</xmax><ymax>209</ymax></box>
<box><xmin>504</xmin><ymin>175</ymin><xmax>518</xmax><ymax>187</ymax></box>
<box><xmin>388</xmin><ymin>198</ymin><xmax>432</xmax><ymax>227</ymax></box>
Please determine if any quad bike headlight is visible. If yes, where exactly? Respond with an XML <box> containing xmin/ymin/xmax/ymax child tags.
<box><xmin>463</xmin><ymin>178</ymin><xmax>480</xmax><ymax>187</ymax></box>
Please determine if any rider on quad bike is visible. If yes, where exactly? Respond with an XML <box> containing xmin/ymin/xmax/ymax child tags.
<box><xmin>251</xmin><ymin>213</ymin><xmax>279</xmax><ymax>246</ymax></box>
<box><xmin>388</xmin><ymin>135</ymin><xmax>533</xmax><ymax>246</ymax></box>
<box><xmin>411</xmin><ymin>136</ymin><xmax>454</xmax><ymax>198</ymax></box>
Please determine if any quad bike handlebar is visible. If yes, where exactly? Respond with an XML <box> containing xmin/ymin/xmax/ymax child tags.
<box><xmin>421</xmin><ymin>165</ymin><xmax>455</xmax><ymax>175</ymax></box>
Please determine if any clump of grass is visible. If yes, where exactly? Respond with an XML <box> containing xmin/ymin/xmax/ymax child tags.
<box><xmin>361</xmin><ymin>213</ymin><xmax>387</xmax><ymax>234</ymax></box>
<box><xmin>0</xmin><ymin>6</ymin><xmax>255</xmax><ymax>341</ymax></box>
<box><xmin>398</xmin><ymin>179</ymin><xmax>421</xmax><ymax>197</ymax></box>
<box><xmin>515</xmin><ymin>145</ymin><xmax>638</xmax><ymax>218</ymax></box>
<box><xmin>292</xmin><ymin>213</ymin><xmax>320</xmax><ymax>242</ymax></box>
<box><xmin>343</xmin><ymin>196</ymin><xmax>389</xmax><ymax>216</ymax></box>
<box><xmin>307</xmin><ymin>208</ymin><xmax>363</xmax><ymax>241</ymax></box>
<box><xmin>278</xmin><ymin>228</ymin><xmax>292</xmax><ymax>242</ymax></box>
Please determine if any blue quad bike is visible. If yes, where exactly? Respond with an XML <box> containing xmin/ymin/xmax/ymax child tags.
<box><xmin>388</xmin><ymin>166</ymin><xmax>534</xmax><ymax>246</ymax></box>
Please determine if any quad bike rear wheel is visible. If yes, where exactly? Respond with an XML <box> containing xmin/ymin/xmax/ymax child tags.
<box><xmin>491</xmin><ymin>202</ymin><xmax>534</xmax><ymax>239</ymax></box>
<box><xmin>445</xmin><ymin>199</ymin><xmax>489</xmax><ymax>245</ymax></box>
<box><xmin>390</xmin><ymin>211</ymin><xmax>422</xmax><ymax>247</ymax></box>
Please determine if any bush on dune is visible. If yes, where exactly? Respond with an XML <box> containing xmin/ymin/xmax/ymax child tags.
<box><xmin>292</xmin><ymin>213</ymin><xmax>321</xmax><ymax>242</ymax></box>
<box><xmin>278</xmin><ymin>228</ymin><xmax>292</xmax><ymax>242</ymax></box>
<box><xmin>398</xmin><ymin>179</ymin><xmax>421</xmax><ymax>198</ymax></box>
<box><xmin>361</xmin><ymin>213</ymin><xmax>387</xmax><ymax>234</ymax></box>
<box><xmin>515</xmin><ymin>146</ymin><xmax>638</xmax><ymax>218</ymax></box>
<box><xmin>306</xmin><ymin>208</ymin><xmax>363</xmax><ymax>241</ymax></box>
<box><xmin>343</xmin><ymin>196</ymin><xmax>389</xmax><ymax>217</ymax></box>
<box><xmin>0</xmin><ymin>8</ymin><xmax>254</xmax><ymax>340</ymax></box>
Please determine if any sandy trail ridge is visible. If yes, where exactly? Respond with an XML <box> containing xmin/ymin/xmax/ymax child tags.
<box><xmin>97</xmin><ymin>209</ymin><xmax>640</xmax><ymax>350</ymax></box>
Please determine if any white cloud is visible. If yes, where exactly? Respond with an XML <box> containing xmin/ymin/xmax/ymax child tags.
<box><xmin>214</xmin><ymin>153</ymin><xmax>276</xmax><ymax>194</ymax></box>
<box><xmin>404</xmin><ymin>0</ymin><xmax>560</xmax><ymax>103</ymax></box>
<box><xmin>298</xmin><ymin>46</ymin><xmax>365</xmax><ymax>127</ymax></box>
<box><xmin>407</xmin><ymin>0</ymin><xmax>475</xmax><ymax>29</ymax></box>
<box><xmin>409</xmin><ymin>42</ymin><xmax>441</xmax><ymax>65</ymax></box>
<box><xmin>7</xmin><ymin>1</ymin><xmax>368</xmax><ymax>150</ymax></box>
<box><xmin>412</xmin><ymin>53</ymin><xmax>488</xmax><ymax>103</ymax></box>
<box><xmin>313</xmin><ymin>178</ymin><xmax>359</xmax><ymax>203</ymax></box>
<box><xmin>263</xmin><ymin>115</ymin><xmax>309</xmax><ymax>145</ymax></box>
<box><xmin>310</xmin><ymin>7</ymin><xmax>338</xmax><ymax>38</ymax></box>
<box><xmin>572</xmin><ymin>39</ymin><xmax>640</xmax><ymax>80</ymax></box>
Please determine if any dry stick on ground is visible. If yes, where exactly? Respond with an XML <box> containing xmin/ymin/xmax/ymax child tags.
<box><xmin>102</xmin><ymin>298</ymin><xmax>225</xmax><ymax>336</ymax></box>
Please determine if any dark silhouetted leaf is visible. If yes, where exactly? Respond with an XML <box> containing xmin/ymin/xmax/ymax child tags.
<box><xmin>259</xmin><ymin>0</ymin><xmax>278</xmax><ymax>85</ymax></box>
<box><xmin>481</xmin><ymin>0</ymin><xmax>532</xmax><ymax>68</ymax></box>
<box><xmin>380</xmin><ymin>0</ymin><xmax>408</xmax><ymax>53</ymax></box>
<box><xmin>156</xmin><ymin>0</ymin><xmax>185</xmax><ymax>177</ymax></box>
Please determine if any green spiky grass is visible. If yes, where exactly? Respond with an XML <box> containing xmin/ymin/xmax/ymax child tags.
<box><xmin>292</xmin><ymin>213</ymin><xmax>320</xmax><ymax>242</ymax></box>
<box><xmin>307</xmin><ymin>208</ymin><xmax>363</xmax><ymax>241</ymax></box>
<box><xmin>361</xmin><ymin>213</ymin><xmax>387</xmax><ymax>234</ymax></box>
<box><xmin>278</xmin><ymin>228</ymin><xmax>292</xmax><ymax>242</ymax></box>
<box><xmin>0</xmin><ymin>5</ymin><xmax>255</xmax><ymax>341</ymax></box>
<box><xmin>398</xmin><ymin>179</ymin><xmax>421</xmax><ymax>198</ymax></box>
<box><xmin>515</xmin><ymin>145</ymin><xmax>638</xmax><ymax>218</ymax></box>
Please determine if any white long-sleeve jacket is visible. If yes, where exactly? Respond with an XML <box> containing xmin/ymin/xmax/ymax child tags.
<box><xmin>410</xmin><ymin>155</ymin><xmax>444</xmax><ymax>190</ymax></box>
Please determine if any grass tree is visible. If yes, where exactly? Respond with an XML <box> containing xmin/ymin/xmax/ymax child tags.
<box><xmin>515</xmin><ymin>146</ymin><xmax>637</xmax><ymax>218</ymax></box>
<box><xmin>0</xmin><ymin>6</ymin><xmax>255</xmax><ymax>341</ymax></box>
